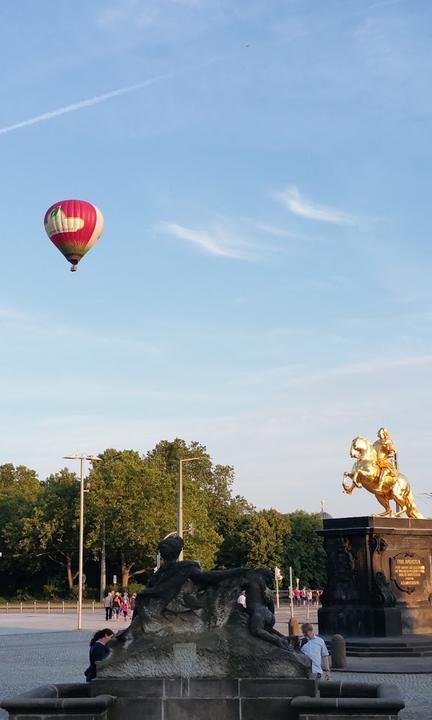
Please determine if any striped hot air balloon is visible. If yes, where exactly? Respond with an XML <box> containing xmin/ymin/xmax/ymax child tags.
<box><xmin>44</xmin><ymin>199</ymin><xmax>104</xmax><ymax>272</ymax></box>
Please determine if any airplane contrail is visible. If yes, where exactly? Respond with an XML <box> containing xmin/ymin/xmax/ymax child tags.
<box><xmin>0</xmin><ymin>71</ymin><xmax>176</xmax><ymax>136</ymax></box>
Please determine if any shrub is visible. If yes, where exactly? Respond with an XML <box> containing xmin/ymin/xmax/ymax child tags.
<box><xmin>43</xmin><ymin>582</ymin><xmax>61</xmax><ymax>599</ymax></box>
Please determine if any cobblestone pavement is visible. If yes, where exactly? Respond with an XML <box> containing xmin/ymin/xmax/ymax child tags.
<box><xmin>0</xmin><ymin>609</ymin><xmax>119</xmax><ymax>635</ymax></box>
<box><xmin>333</xmin><ymin>671</ymin><xmax>432</xmax><ymax>720</ymax></box>
<box><xmin>0</xmin><ymin>630</ymin><xmax>93</xmax><ymax>719</ymax></box>
<box><xmin>0</xmin><ymin>610</ymin><xmax>431</xmax><ymax>719</ymax></box>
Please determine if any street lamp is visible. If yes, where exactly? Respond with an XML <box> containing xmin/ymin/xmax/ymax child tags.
<box><xmin>178</xmin><ymin>457</ymin><xmax>201</xmax><ymax>560</ymax></box>
<box><xmin>64</xmin><ymin>453</ymin><xmax>101</xmax><ymax>629</ymax></box>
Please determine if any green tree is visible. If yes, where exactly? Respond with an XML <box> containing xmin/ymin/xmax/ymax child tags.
<box><xmin>0</xmin><ymin>464</ymin><xmax>42</xmax><ymax>593</ymax></box>
<box><xmin>144</xmin><ymin>440</ymin><xmax>223</xmax><ymax>569</ymax></box>
<box><xmin>87</xmin><ymin>444</ymin><xmax>222</xmax><ymax>587</ymax></box>
<box><xmin>21</xmin><ymin>469</ymin><xmax>80</xmax><ymax>592</ymax></box>
<box><xmin>88</xmin><ymin>438</ymin><xmax>235</xmax><ymax>586</ymax></box>
<box><xmin>219</xmin><ymin>509</ymin><xmax>290</xmax><ymax>570</ymax></box>
<box><xmin>282</xmin><ymin>511</ymin><xmax>326</xmax><ymax>588</ymax></box>
<box><xmin>0</xmin><ymin>463</ymin><xmax>41</xmax><ymax>501</ymax></box>
<box><xmin>87</xmin><ymin>449</ymin><xmax>153</xmax><ymax>587</ymax></box>
<box><xmin>146</xmin><ymin>439</ymin><xmax>253</xmax><ymax>568</ymax></box>
<box><xmin>216</xmin><ymin>514</ymin><xmax>250</xmax><ymax>568</ymax></box>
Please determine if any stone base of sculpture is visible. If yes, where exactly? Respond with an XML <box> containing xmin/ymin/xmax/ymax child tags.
<box><xmin>98</xmin><ymin>606</ymin><xmax>308</xmax><ymax>679</ymax></box>
<box><xmin>318</xmin><ymin>516</ymin><xmax>432</xmax><ymax>638</ymax></box>
<box><xmin>1</xmin><ymin>678</ymin><xmax>405</xmax><ymax>720</ymax></box>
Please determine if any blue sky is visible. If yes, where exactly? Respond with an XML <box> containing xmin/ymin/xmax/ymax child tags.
<box><xmin>1</xmin><ymin>0</ymin><xmax>432</xmax><ymax>517</ymax></box>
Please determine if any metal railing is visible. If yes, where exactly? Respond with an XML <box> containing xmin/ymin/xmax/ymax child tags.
<box><xmin>0</xmin><ymin>601</ymin><xmax>103</xmax><ymax>614</ymax></box>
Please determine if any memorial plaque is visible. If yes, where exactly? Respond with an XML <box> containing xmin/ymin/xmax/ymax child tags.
<box><xmin>391</xmin><ymin>552</ymin><xmax>426</xmax><ymax>594</ymax></box>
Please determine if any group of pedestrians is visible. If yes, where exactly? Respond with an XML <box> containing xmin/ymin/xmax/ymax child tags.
<box><xmin>291</xmin><ymin>586</ymin><xmax>322</xmax><ymax>607</ymax></box>
<box><xmin>103</xmin><ymin>591</ymin><xmax>137</xmax><ymax>622</ymax></box>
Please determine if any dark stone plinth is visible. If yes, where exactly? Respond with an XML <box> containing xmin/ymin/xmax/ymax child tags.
<box><xmin>337</xmin><ymin>634</ymin><xmax>432</xmax><ymax>660</ymax></box>
<box><xmin>293</xmin><ymin>679</ymin><xmax>404</xmax><ymax>719</ymax></box>
<box><xmin>0</xmin><ymin>684</ymin><xmax>114</xmax><ymax>719</ymax></box>
<box><xmin>90</xmin><ymin>676</ymin><xmax>316</xmax><ymax>699</ymax></box>
<box><xmin>0</xmin><ymin>677</ymin><xmax>405</xmax><ymax>719</ymax></box>
<box><xmin>318</xmin><ymin>516</ymin><xmax>432</xmax><ymax>637</ymax></box>
<box><xmin>1</xmin><ymin>678</ymin><xmax>317</xmax><ymax>720</ymax></box>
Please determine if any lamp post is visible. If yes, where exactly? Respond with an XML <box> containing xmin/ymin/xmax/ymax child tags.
<box><xmin>289</xmin><ymin>566</ymin><xmax>295</xmax><ymax>619</ymax></box>
<box><xmin>64</xmin><ymin>453</ymin><xmax>101</xmax><ymax>630</ymax></box>
<box><xmin>178</xmin><ymin>457</ymin><xmax>201</xmax><ymax>560</ymax></box>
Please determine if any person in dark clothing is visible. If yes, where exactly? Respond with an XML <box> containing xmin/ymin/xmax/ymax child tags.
<box><xmin>103</xmin><ymin>592</ymin><xmax>113</xmax><ymax>621</ymax></box>
<box><xmin>84</xmin><ymin>628</ymin><xmax>113</xmax><ymax>681</ymax></box>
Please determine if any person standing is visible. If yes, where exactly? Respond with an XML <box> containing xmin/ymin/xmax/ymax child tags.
<box><xmin>300</xmin><ymin>623</ymin><xmax>330</xmax><ymax>679</ymax></box>
<box><xmin>236</xmin><ymin>590</ymin><xmax>247</xmax><ymax>608</ymax></box>
<box><xmin>130</xmin><ymin>593</ymin><xmax>137</xmax><ymax>614</ymax></box>
<box><xmin>84</xmin><ymin>628</ymin><xmax>113</xmax><ymax>681</ymax></box>
<box><xmin>103</xmin><ymin>592</ymin><xmax>113</xmax><ymax>621</ymax></box>
<box><xmin>121</xmin><ymin>596</ymin><xmax>129</xmax><ymax>621</ymax></box>
<box><xmin>112</xmin><ymin>592</ymin><xmax>122</xmax><ymax>622</ymax></box>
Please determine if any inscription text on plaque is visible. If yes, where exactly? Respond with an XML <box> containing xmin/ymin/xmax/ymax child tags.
<box><xmin>392</xmin><ymin>552</ymin><xmax>426</xmax><ymax>594</ymax></box>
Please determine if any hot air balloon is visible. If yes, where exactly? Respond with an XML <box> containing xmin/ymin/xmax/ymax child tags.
<box><xmin>44</xmin><ymin>199</ymin><xmax>104</xmax><ymax>272</ymax></box>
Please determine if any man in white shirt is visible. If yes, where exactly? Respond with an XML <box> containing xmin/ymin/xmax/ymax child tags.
<box><xmin>237</xmin><ymin>590</ymin><xmax>247</xmax><ymax>608</ymax></box>
<box><xmin>299</xmin><ymin>623</ymin><xmax>330</xmax><ymax>679</ymax></box>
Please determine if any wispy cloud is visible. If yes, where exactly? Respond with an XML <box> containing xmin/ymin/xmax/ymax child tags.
<box><xmin>366</xmin><ymin>0</ymin><xmax>405</xmax><ymax>11</ymax></box>
<box><xmin>287</xmin><ymin>354</ymin><xmax>432</xmax><ymax>387</ymax></box>
<box><xmin>157</xmin><ymin>221</ymin><xmax>251</xmax><ymax>259</ymax></box>
<box><xmin>0</xmin><ymin>306</ymin><xmax>159</xmax><ymax>356</ymax></box>
<box><xmin>97</xmin><ymin>0</ymin><xmax>205</xmax><ymax>30</ymax></box>
<box><xmin>275</xmin><ymin>185</ymin><xmax>355</xmax><ymax>225</ymax></box>
<box><xmin>0</xmin><ymin>307</ymin><xmax>27</xmax><ymax>321</ymax></box>
<box><xmin>256</xmin><ymin>223</ymin><xmax>301</xmax><ymax>238</ymax></box>
<box><xmin>0</xmin><ymin>72</ymin><xmax>176</xmax><ymax>136</ymax></box>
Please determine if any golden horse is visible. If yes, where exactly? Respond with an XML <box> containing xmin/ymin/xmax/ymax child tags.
<box><xmin>342</xmin><ymin>436</ymin><xmax>422</xmax><ymax>519</ymax></box>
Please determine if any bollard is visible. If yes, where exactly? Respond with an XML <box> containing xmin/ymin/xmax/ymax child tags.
<box><xmin>6</xmin><ymin>602</ymin><xmax>8</xmax><ymax>614</ymax></box>
<box><xmin>62</xmin><ymin>601</ymin><xmax>65</xmax><ymax>614</ymax></box>
<box><xmin>92</xmin><ymin>601</ymin><xmax>95</xmax><ymax>614</ymax></box>
<box><xmin>331</xmin><ymin>634</ymin><xmax>346</xmax><ymax>669</ymax></box>
<box><xmin>33</xmin><ymin>601</ymin><xmax>36</xmax><ymax>614</ymax></box>
<box><xmin>288</xmin><ymin>617</ymin><xmax>300</xmax><ymax>636</ymax></box>
<box><xmin>20</xmin><ymin>602</ymin><xmax>23</xmax><ymax>614</ymax></box>
<box><xmin>48</xmin><ymin>601</ymin><xmax>50</xmax><ymax>614</ymax></box>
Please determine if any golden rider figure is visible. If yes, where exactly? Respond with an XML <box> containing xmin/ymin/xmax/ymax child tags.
<box><xmin>373</xmin><ymin>427</ymin><xmax>397</xmax><ymax>491</ymax></box>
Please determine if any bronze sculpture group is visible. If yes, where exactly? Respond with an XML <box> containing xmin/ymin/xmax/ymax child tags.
<box><xmin>98</xmin><ymin>534</ymin><xmax>310</xmax><ymax>678</ymax></box>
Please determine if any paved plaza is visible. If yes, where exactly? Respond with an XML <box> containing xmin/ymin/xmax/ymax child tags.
<box><xmin>0</xmin><ymin>608</ymin><xmax>431</xmax><ymax>719</ymax></box>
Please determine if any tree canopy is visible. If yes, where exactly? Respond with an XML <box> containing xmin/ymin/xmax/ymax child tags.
<box><xmin>282</xmin><ymin>511</ymin><xmax>327</xmax><ymax>588</ymax></box>
<box><xmin>21</xmin><ymin>469</ymin><xmax>80</xmax><ymax>591</ymax></box>
<box><xmin>0</xmin><ymin>444</ymin><xmax>326</xmax><ymax>598</ymax></box>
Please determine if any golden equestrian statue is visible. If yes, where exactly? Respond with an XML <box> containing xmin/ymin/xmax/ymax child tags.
<box><xmin>342</xmin><ymin>427</ymin><xmax>423</xmax><ymax>519</ymax></box>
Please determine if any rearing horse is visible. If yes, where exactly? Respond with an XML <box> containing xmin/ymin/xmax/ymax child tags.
<box><xmin>342</xmin><ymin>436</ymin><xmax>422</xmax><ymax>519</ymax></box>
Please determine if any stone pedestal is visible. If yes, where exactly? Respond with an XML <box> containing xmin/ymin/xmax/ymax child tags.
<box><xmin>318</xmin><ymin>516</ymin><xmax>432</xmax><ymax>637</ymax></box>
<box><xmin>1</xmin><ymin>678</ymin><xmax>405</xmax><ymax>720</ymax></box>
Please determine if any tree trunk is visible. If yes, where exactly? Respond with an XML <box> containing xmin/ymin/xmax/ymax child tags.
<box><xmin>66</xmin><ymin>555</ymin><xmax>74</xmax><ymax>592</ymax></box>
<box><xmin>130</xmin><ymin>568</ymin><xmax>148</xmax><ymax>580</ymax></box>
<box><xmin>120</xmin><ymin>550</ymin><xmax>134</xmax><ymax>588</ymax></box>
